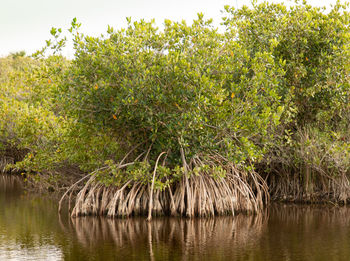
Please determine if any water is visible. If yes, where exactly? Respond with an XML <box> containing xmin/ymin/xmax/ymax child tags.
<box><xmin>1</xmin><ymin>175</ymin><xmax>350</xmax><ymax>261</ymax></box>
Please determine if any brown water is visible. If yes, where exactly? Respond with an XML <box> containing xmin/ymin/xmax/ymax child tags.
<box><xmin>1</xmin><ymin>175</ymin><xmax>350</xmax><ymax>261</ymax></box>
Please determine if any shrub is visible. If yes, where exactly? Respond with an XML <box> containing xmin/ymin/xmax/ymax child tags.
<box><xmin>223</xmin><ymin>1</ymin><xmax>350</xmax><ymax>201</ymax></box>
<box><xmin>54</xmin><ymin>15</ymin><xmax>286</xmax><ymax>217</ymax></box>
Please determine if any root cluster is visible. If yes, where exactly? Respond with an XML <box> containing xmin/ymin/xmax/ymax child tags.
<box><xmin>268</xmin><ymin>167</ymin><xmax>350</xmax><ymax>204</ymax></box>
<box><xmin>60</xmin><ymin>155</ymin><xmax>268</xmax><ymax>219</ymax></box>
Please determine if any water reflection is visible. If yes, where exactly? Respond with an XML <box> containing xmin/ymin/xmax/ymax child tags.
<box><xmin>0</xmin><ymin>174</ymin><xmax>22</xmax><ymax>192</ymax></box>
<box><xmin>66</xmin><ymin>215</ymin><xmax>266</xmax><ymax>260</ymax></box>
<box><xmin>265</xmin><ymin>204</ymin><xmax>350</xmax><ymax>261</ymax></box>
<box><xmin>0</xmin><ymin>175</ymin><xmax>62</xmax><ymax>260</ymax></box>
<box><xmin>1</xmin><ymin>174</ymin><xmax>350</xmax><ymax>260</ymax></box>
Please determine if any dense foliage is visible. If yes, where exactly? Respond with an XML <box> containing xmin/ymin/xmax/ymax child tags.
<box><xmin>60</xmin><ymin>15</ymin><xmax>284</xmax><ymax>171</ymax></box>
<box><xmin>0</xmin><ymin>55</ymin><xmax>121</xmax><ymax>188</ymax></box>
<box><xmin>223</xmin><ymin>1</ymin><xmax>350</xmax><ymax>200</ymax></box>
<box><xmin>0</xmin><ymin>1</ymin><xmax>349</xmax><ymax>216</ymax></box>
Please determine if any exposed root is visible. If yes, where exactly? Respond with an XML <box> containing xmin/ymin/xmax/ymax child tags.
<box><xmin>147</xmin><ymin>152</ymin><xmax>167</xmax><ymax>221</ymax></box>
<box><xmin>58</xmin><ymin>166</ymin><xmax>109</xmax><ymax>213</ymax></box>
<box><xmin>0</xmin><ymin>156</ymin><xmax>14</xmax><ymax>173</ymax></box>
<box><xmin>267</xmin><ymin>166</ymin><xmax>350</xmax><ymax>204</ymax></box>
<box><xmin>265</xmin><ymin>126</ymin><xmax>350</xmax><ymax>204</ymax></box>
<box><xmin>67</xmin><ymin>154</ymin><xmax>269</xmax><ymax>218</ymax></box>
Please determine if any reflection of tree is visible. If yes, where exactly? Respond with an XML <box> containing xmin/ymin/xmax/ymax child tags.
<box><xmin>0</xmin><ymin>175</ymin><xmax>59</xmax><ymax>244</ymax></box>
<box><xmin>5</xmin><ymin>173</ymin><xmax>350</xmax><ymax>261</ymax></box>
<box><xmin>0</xmin><ymin>174</ymin><xmax>22</xmax><ymax>192</ymax></box>
<box><xmin>0</xmin><ymin>175</ymin><xmax>64</xmax><ymax>260</ymax></box>
<box><xmin>263</xmin><ymin>204</ymin><xmax>350</xmax><ymax>261</ymax></box>
<box><xmin>65</xmin><ymin>206</ymin><xmax>350</xmax><ymax>260</ymax></box>
<box><xmin>0</xmin><ymin>175</ymin><xmax>267</xmax><ymax>260</ymax></box>
<box><xmin>67</xmin><ymin>214</ymin><xmax>267</xmax><ymax>260</ymax></box>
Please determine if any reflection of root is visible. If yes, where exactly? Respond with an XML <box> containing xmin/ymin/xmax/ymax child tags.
<box><xmin>269</xmin><ymin>204</ymin><xmax>350</xmax><ymax>225</ymax></box>
<box><xmin>65</xmin><ymin>161</ymin><xmax>268</xmax><ymax>218</ymax></box>
<box><xmin>0</xmin><ymin>174</ymin><xmax>22</xmax><ymax>191</ymax></box>
<box><xmin>69</xmin><ymin>215</ymin><xmax>267</xmax><ymax>258</ymax></box>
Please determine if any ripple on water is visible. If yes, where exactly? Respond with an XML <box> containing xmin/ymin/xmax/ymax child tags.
<box><xmin>0</xmin><ymin>242</ymin><xmax>63</xmax><ymax>261</ymax></box>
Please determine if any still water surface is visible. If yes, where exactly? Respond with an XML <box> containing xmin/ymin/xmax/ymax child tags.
<box><xmin>1</xmin><ymin>175</ymin><xmax>350</xmax><ymax>261</ymax></box>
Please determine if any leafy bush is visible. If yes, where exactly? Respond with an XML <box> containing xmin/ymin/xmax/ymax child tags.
<box><xmin>40</xmin><ymin>14</ymin><xmax>286</xmax><ymax>217</ymax></box>
<box><xmin>224</xmin><ymin>1</ymin><xmax>350</xmax><ymax>201</ymax></box>
<box><xmin>224</xmin><ymin>1</ymin><xmax>350</xmax><ymax>125</ymax></box>
<box><xmin>0</xmin><ymin>56</ymin><xmax>122</xmax><ymax>189</ymax></box>
<box><xmin>59</xmin><ymin>15</ymin><xmax>284</xmax><ymax>171</ymax></box>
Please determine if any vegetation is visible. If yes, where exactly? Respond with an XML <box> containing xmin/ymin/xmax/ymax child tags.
<box><xmin>229</xmin><ymin>1</ymin><xmax>350</xmax><ymax>202</ymax></box>
<box><xmin>0</xmin><ymin>1</ymin><xmax>349</xmax><ymax>218</ymax></box>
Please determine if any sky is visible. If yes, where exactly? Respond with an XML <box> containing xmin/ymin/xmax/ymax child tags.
<box><xmin>0</xmin><ymin>0</ymin><xmax>344</xmax><ymax>58</ymax></box>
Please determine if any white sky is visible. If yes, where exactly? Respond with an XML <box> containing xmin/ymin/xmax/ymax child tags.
<box><xmin>0</xmin><ymin>0</ymin><xmax>344</xmax><ymax>58</ymax></box>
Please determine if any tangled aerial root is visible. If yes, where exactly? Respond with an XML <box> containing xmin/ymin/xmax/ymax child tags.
<box><xmin>268</xmin><ymin>169</ymin><xmax>350</xmax><ymax>204</ymax></box>
<box><xmin>60</xmin><ymin>154</ymin><xmax>268</xmax><ymax>219</ymax></box>
<box><xmin>0</xmin><ymin>156</ymin><xmax>14</xmax><ymax>174</ymax></box>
